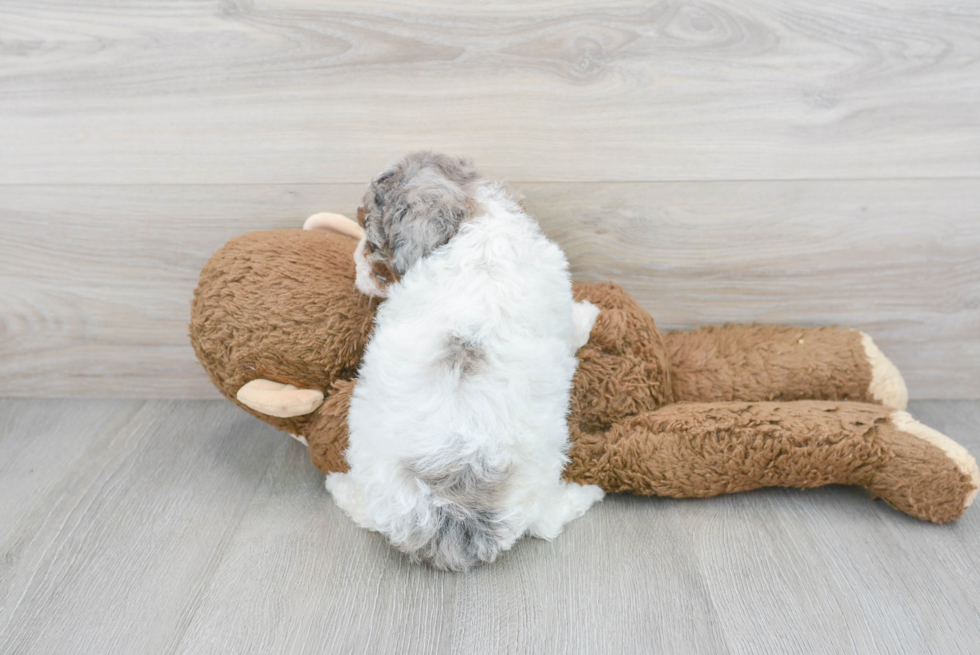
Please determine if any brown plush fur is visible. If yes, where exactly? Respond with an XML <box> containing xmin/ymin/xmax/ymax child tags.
<box><xmin>190</xmin><ymin>230</ymin><xmax>378</xmax><ymax>438</ymax></box>
<box><xmin>564</xmin><ymin>402</ymin><xmax>974</xmax><ymax>524</ymax></box>
<box><xmin>665</xmin><ymin>325</ymin><xmax>875</xmax><ymax>403</ymax></box>
<box><xmin>190</xmin><ymin>229</ymin><xmax>978</xmax><ymax>523</ymax></box>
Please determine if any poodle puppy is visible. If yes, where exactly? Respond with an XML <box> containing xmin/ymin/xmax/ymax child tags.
<box><xmin>326</xmin><ymin>151</ymin><xmax>604</xmax><ymax>571</ymax></box>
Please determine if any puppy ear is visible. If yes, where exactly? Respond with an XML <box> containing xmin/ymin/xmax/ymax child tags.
<box><xmin>385</xmin><ymin>154</ymin><xmax>480</xmax><ymax>275</ymax></box>
<box><xmin>362</xmin><ymin>152</ymin><xmax>481</xmax><ymax>276</ymax></box>
<box><xmin>387</xmin><ymin>199</ymin><xmax>471</xmax><ymax>276</ymax></box>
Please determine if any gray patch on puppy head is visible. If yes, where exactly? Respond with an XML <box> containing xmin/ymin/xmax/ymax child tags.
<box><xmin>443</xmin><ymin>334</ymin><xmax>485</xmax><ymax>377</ymax></box>
<box><xmin>360</xmin><ymin>151</ymin><xmax>483</xmax><ymax>277</ymax></box>
<box><xmin>399</xmin><ymin>456</ymin><xmax>510</xmax><ymax>572</ymax></box>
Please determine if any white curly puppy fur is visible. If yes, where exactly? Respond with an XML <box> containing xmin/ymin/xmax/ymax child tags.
<box><xmin>326</xmin><ymin>152</ymin><xmax>604</xmax><ymax>571</ymax></box>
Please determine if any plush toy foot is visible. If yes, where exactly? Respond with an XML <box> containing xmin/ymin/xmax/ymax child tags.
<box><xmin>236</xmin><ymin>379</ymin><xmax>324</xmax><ymax>418</ymax></box>
<box><xmin>872</xmin><ymin>411</ymin><xmax>980</xmax><ymax>521</ymax></box>
<box><xmin>860</xmin><ymin>332</ymin><xmax>909</xmax><ymax>410</ymax></box>
<box><xmin>303</xmin><ymin>212</ymin><xmax>365</xmax><ymax>239</ymax></box>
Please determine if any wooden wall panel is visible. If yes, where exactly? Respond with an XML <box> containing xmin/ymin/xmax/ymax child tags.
<box><xmin>2</xmin><ymin>181</ymin><xmax>977</xmax><ymax>398</ymax></box>
<box><xmin>0</xmin><ymin>0</ymin><xmax>978</xmax><ymax>184</ymax></box>
<box><xmin>1</xmin><ymin>1</ymin><xmax>977</xmax><ymax>397</ymax></box>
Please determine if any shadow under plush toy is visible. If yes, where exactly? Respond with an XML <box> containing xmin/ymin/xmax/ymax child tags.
<box><xmin>190</xmin><ymin>213</ymin><xmax>978</xmax><ymax>524</ymax></box>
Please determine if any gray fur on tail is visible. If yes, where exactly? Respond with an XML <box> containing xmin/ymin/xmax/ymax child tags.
<box><xmin>401</xmin><ymin>457</ymin><xmax>510</xmax><ymax>572</ymax></box>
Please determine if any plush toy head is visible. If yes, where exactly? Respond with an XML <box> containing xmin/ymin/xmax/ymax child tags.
<box><xmin>191</xmin><ymin>229</ymin><xmax>377</xmax><ymax>444</ymax></box>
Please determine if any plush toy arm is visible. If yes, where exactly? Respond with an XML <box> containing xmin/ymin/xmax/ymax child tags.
<box><xmin>304</xmin><ymin>379</ymin><xmax>355</xmax><ymax>475</ymax></box>
<box><xmin>664</xmin><ymin>325</ymin><xmax>908</xmax><ymax>409</ymax></box>
<box><xmin>564</xmin><ymin>400</ymin><xmax>978</xmax><ymax>523</ymax></box>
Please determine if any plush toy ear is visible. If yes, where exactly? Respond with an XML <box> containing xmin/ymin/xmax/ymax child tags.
<box><xmin>236</xmin><ymin>379</ymin><xmax>324</xmax><ymax>418</ymax></box>
<box><xmin>303</xmin><ymin>212</ymin><xmax>365</xmax><ymax>239</ymax></box>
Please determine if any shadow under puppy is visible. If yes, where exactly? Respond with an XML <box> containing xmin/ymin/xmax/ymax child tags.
<box><xmin>326</xmin><ymin>151</ymin><xmax>604</xmax><ymax>571</ymax></box>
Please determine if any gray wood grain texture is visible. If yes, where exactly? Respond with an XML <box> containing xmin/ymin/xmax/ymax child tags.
<box><xmin>2</xmin><ymin>180</ymin><xmax>978</xmax><ymax>399</ymax></box>
<box><xmin>0</xmin><ymin>399</ymin><xmax>281</xmax><ymax>654</ymax></box>
<box><xmin>1</xmin><ymin>1</ymin><xmax>979</xmax><ymax>184</ymax></box>
<box><xmin>1</xmin><ymin>399</ymin><xmax>978</xmax><ymax>654</ymax></box>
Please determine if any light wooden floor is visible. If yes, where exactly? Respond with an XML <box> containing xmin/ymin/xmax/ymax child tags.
<box><xmin>1</xmin><ymin>398</ymin><xmax>978</xmax><ymax>654</ymax></box>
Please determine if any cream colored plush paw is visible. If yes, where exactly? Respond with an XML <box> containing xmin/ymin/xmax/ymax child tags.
<box><xmin>860</xmin><ymin>332</ymin><xmax>909</xmax><ymax>410</ymax></box>
<box><xmin>325</xmin><ymin>473</ymin><xmax>373</xmax><ymax>529</ymax></box>
<box><xmin>572</xmin><ymin>301</ymin><xmax>601</xmax><ymax>350</ymax></box>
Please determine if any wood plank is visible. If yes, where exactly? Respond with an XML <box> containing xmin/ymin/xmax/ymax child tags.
<box><xmin>0</xmin><ymin>183</ymin><xmax>364</xmax><ymax>398</ymax></box>
<box><xmin>2</xmin><ymin>399</ymin><xmax>977</xmax><ymax>653</ymax></box>
<box><xmin>0</xmin><ymin>399</ymin><xmax>143</xmax><ymax>605</ymax></box>
<box><xmin>2</xmin><ymin>180</ymin><xmax>978</xmax><ymax>398</ymax></box>
<box><xmin>0</xmin><ymin>400</ymin><xmax>282</xmax><ymax>654</ymax></box>
<box><xmin>681</xmin><ymin>399</ymin><xmax>980</xmax><ymax>654</ymax></box>
<box><xmin>173</xmin><ymin>445</ymin><xmax>730</xmax><ymax>655</ymax></box>
<box><xmin>680</xmin><ymin>489</ymin><xmax>980</xmax><ymax>654</ymax></box>
<box><xmin>1</xmin><ymin>1</ymin><xmax>978</xmax><ymax>184</ymax></box>
<box><xmin>533</xmin><ymin>180</ymin><xmax>980</xmax><ymax>400</ymax></box>
<box><xmin>882</xmin><ymin>400</ymin><xmax>980</xmax><ymax>620</ymax></box>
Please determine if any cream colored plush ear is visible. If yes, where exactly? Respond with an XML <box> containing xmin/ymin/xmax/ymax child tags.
<box><xmin>236</xmin><ymin>379</ymin><xmax>324</xmax><ymax>418</ymax></box>
<box><xmin>303</xmin><ymin>212</ymin><xmax>365</xmax><ymax>239</ymax></box>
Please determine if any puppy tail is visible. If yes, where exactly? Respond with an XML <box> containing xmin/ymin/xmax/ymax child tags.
<box><xmin>400</xmin><ymin>457</ymin><xmax>510</xmax><ymax>572</ymax></box>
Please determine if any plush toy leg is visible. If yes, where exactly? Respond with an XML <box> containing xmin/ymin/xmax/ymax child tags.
<box><xmin>564</xmin><ymin>401</ymin><xmax>978</xmax><ymax>523</ymax></box>
<box><xmin>234</xmin><ymin>376</ymin><xmax>353</xmax><ymax>474</ymax></box>
<box><xmin>663</xmin><ymin>326</ymin><xmax>908</xmax><ymax>409</ymax></box>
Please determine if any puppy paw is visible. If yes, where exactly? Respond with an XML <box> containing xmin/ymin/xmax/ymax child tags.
<box><xmin>529</xmin><ymin>482</ymin><xmax>605</xmax><ymax>540</ymax></box>
<box><xmin>566</xmin><ymin>483</ymin><xmax>605</xmax><ymax>515</ymax></box>
<box><xmin>325</xmin><ymin>473</ymin><xmax>372</xmax><ymax>529</ymax></box>
<box><xmin>572</xmin><ymin>301</ymin><xmax>601</xmax><ymax>350</ymax></box>
<box><xmin>860</xmin><ymin>332</ymin><xmax>909</xmax><ymax>410</ymax></box>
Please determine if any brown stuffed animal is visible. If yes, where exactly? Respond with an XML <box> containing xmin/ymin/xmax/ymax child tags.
<box><xmin>190</xmin><ymin>215</ymin><xmax>978</xmax><ymax>524</ymax></box>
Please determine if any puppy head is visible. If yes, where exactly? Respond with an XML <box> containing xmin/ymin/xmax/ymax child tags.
<box><xmin>354</xmin><ymin>151</ymin><xmax>482</xmax><ymax>297</ymax></box>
